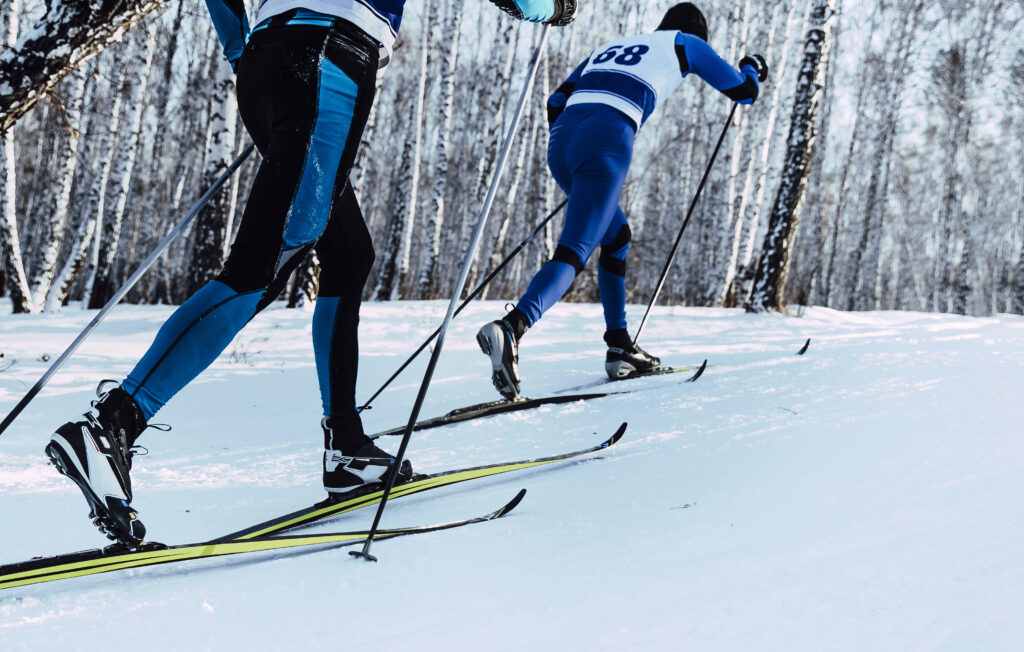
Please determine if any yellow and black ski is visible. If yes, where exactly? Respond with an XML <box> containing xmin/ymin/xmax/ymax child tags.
<box><xmin>0</xmin><ymin>490</ymin><xmax>526</xmax><ymax>591</ymax></box>
<box><xmin>221</xmin><ymin>422</ymin><xmax>626</xmax><ymax>540</ymax></box>
<box><xmin>0</xmin><ymin>424</ymin><xmax>626</xmax><ymax>590</ymax></box>
<box><xmin>369</xmin><ymin>392</ymin><xmax>614</xmax><ymax>439</ymax></box>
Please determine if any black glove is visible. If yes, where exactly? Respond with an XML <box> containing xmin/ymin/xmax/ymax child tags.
<box><xmin>739</xmin><ymin>54</ymin><xmax>768</xmax><ymax>82</ymax></box>
<box><xmin>549</xmin><ymin>0</ymin><xmax>578</xmax><ymax>26</ymax></box>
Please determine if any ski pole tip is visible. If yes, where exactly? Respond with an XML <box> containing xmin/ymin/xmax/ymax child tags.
<box><xmin>349</xmin><ymin>550</ymin><xmax>378</xmax><ymax>563</ymax></box>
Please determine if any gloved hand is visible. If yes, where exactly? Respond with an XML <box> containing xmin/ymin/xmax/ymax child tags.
<box><xmin>546</xmin><ymin>0</ymin><xmax>577</xmax><ymax>26</ymax></box>
<box><xmin>489</xmin><ymin>0</ymin><xmax>578</xmax><ymax>26</ymax></box>
<box><xmin>739</xmin><ymin>54</ymin><xmax>768</xmax><ymax>82</ymax></box>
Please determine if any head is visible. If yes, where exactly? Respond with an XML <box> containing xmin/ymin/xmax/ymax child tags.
<box><xmin>657</xmin><ymin>3</ymin><xmax>709</xmax><ymax>42</ymax></box>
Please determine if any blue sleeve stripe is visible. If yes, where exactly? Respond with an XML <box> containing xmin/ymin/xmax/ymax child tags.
<box><xmin>205</xmin><ymin>0</ymin><xmax>250</xmax><ymax>64</ymax></box>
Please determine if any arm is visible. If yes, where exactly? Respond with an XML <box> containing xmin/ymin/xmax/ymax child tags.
<box><xmin>547</xmin><ymin>56</ymin><xmax>589</xmax><ymax>124</ymax></box>
<box><xmin>487</xmin><ymin>0</ymin><xmax>578</xmax><ymax>26</ymax></box>
<box><xmin>204</xmin><ymin>0</ymin><xmax>251</xmax><ymax>69</ymax></box>
<box><xmin>675</xmin><ymin>33</ymin><xmax>760</xmax><ymax>104</ymax></box>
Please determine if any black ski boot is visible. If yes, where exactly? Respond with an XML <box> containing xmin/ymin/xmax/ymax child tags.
<box><xmin>604</xmin><ymin>329</ymin><xmax>664</xmax><ymax>379</ymax></box>
<box><xmin>322</xmin><ymin>415</ymin><xmax>413</xmax><ymax>497</ymax></box>
<box><xmin>476</xmin><ymin>308</ymin><xmax>529</xmax><ymax>400</ymax></box>
<box><xmin>45</xmin><ymin>383</ymin><xmax>149</xmax><ymax>546</ymax></box>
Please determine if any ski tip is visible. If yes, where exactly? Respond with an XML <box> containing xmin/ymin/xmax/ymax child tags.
<box><xmin>797</xmin><ymin>338</ymin><xmax>811</xmax><ymax>356</ymax></box>
<box><xmin>602</xmin><ymin>422</ymin><xmax>628</xmax><ymax>449</ymax></box>
<box><xmin>493</xmin><ymin>488</ymin><xmax>528</xmax><ymax>518</ymax></box>
<box><xmin>686</xmin><ymin>359</ymin><xmax>708</xmax><ymax>383</ymax></box>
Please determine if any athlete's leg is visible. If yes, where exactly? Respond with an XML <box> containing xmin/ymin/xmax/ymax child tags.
<box><xmin>313</xmin><ymin>183</ymin><xmax>374</xmax><ymax>421</ymax></box>
<box><xmin>515</xmin><ymin>107</ymin><xmax>635</xmax><ymax>326</ymax></box>
<box><xmin>122</xmin><ymin>23</ymin><xmax>378</xmax><ymax>422</ymax></box>
<box><xmin>597</xmin><ymin>209</ymin><xmax>631</xmax><ymax>331</ymax></box>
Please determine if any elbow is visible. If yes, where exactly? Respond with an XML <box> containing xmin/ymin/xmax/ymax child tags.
<box><xmin>722</xmin><ymin>76</ymin><xmax>759</xmax><ymax>104</ymax></box>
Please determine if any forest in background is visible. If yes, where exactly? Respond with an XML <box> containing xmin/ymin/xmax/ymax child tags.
<box><xmin>1</xmin><ymin>0</ymin><xmax>1022</xmax><ymax>317</ymax></box>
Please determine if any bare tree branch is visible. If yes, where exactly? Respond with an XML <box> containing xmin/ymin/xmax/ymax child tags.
<box><xmin>0</xmin><ymin>0</ymin><xmax>166</xmax><ymax>133</ymax></box>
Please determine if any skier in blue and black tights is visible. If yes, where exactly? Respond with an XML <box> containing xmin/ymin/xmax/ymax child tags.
<box><xmin>478</xmin><ymin>3</ymin><xmax>767</xmax><ymax>399</ymax></box>
<box><xmin>45</xmin><ymin>0</ymin><xmax>578</xmax><ymax>546</ymax></box>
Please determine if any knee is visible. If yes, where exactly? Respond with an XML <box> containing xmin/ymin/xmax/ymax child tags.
<box><xmin>552</xmin><ymin>245</ymin><xmax>586</xmax><ymax>275</ymax></box>
<box><xmin>599</xmin><ymin>224</ymin><xmax>632</xmax><ymax>277</ymax></box>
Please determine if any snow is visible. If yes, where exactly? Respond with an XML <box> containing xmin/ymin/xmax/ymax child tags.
<box><xmin>1</xmin><ymin>300</ymin><xmax>1023</xmax><ymax>650</ymax></box>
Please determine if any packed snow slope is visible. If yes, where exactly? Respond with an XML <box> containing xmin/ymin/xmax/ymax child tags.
<box><xmin>0</xmin><ymin>300</ymin><xmax>1022</xmax><ymax>650</ymax></box>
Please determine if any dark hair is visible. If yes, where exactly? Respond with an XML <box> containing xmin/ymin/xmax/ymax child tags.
<box><xmin>657</xmin><ymin>3</ymin><xmax>709</xmax><ymax>42</ymax></box>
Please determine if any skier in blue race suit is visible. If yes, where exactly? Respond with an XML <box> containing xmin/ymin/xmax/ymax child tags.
<box><xmin>477</xmin><ymin>2</ymin><xmax>768</xmax><ymax>399</ymax></box>
<box><xmin>45</xmin><ymin>0</ymin><xmax>578</xmax><ymax>546</ymax></box>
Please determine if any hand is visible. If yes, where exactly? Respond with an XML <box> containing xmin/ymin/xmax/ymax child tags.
<box><xmin>489</xmin><ymin>0</ymin><xmax>577</xmax><ymax>26</ymax></box>
<box><xmin>739</xmin><ymin>54</ymin><xmax>768</xmax><ymax>82</ymax></box>
<box><xmin>547</xmin><ymin>0</ymin><xmax>577</xmax><ymax>26</ymax></box>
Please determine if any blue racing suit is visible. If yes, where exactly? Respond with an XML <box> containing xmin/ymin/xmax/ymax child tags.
<box><xmin>516</xmin><ymin>30</ymin><xmax>761</xmax><ymax>331</ymax></box>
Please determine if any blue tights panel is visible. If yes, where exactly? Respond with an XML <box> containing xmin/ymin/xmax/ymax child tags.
<box><xmin>516</xmin><ymin>105</ymin><xmax>635</xmax><ymax>330</ymax></box>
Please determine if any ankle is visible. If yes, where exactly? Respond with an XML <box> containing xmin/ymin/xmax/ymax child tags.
<box><xmin>322</xmin><ymin>414</ymin><xmax>371</xmax><ymax>455</ymax></box>
<box><xmin>95</xmin><ymin>387</ymin><xmax>148</xmax><ymax>447</ymax></box>
<box><xmin>603</xmin><ymin>328</ymin><xmax>633</xmax><ymax>351</ymax></box>
<box><xmin>503</xmin><ymin>308</ymin><xmax>530</xmax><ymax>343</ymax></box>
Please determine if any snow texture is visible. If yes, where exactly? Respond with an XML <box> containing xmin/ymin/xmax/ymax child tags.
<box><xmin>0</xmin><ymin>300</ymin><xmax>1022</xmax><ymax>649</ymax></box>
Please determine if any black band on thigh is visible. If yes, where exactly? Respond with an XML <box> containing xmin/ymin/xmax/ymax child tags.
<box><xmin>553</xmin><ymin>245</ymin><xmax>585</xmax><ymax>274</ymax></box>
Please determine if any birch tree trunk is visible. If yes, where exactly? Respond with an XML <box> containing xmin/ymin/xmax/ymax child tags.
<box><xmin>372</xmin><ymin>86</ymin><xmax>416</xmax><ymax>301</ymax></box>
<box><xmin>747</xmin><ymin>0</ymin><xmax>838</xmax><ymax>313</ymax></box>
<box><xmin>846</xmin><ymin>3</ymin><xmax>922</xmax><ymax>311</ymax></box>
<box><xmin>0</xmin><ymin>0</ymin><xmax>33</xmax><ymax>312</ymax></box>
<box><xmin>137</xmin><ymin>0</ymin><xmax>186</xmax><ymax>257</ymax></box>
<box><xmin>27</xmin><ymin>71</ymin><xmax>87</xmax><ymax>312</ymax></box>
<box><xmin>80</xmin><ymin>66</ymin><xmax>127</xmax><ymax>310</ymax></box>
<box><xmin>461</xmin><ymin>21</ymin><xmax>517</xmax><ymax>290</ymax></box>
<box><xmin>46</xmin><ymin>66</ymin><xmax>107</xmax><ymax>312</ymax></box>
<box><xmin>87</xmin><ymin>28</ymin><xmax>157</xmax><ymax>309</ymax></box>
<box><xmin>395</xmin><ymin>16</ymin><xmax>430</xmax><ymax>298</ymax></box>
<box><xmin>416</xmin><ymin>1</ymin><xmax>462</xmax><ymax>299</ymax></box>
<box><xmin>719</xmin><ymin>1</ymin><xmax>798</xmax><ymax>306</ymax></box>
<box><xmin>0</xmin><ymin>0</ymin><xmax>167</xmax><ymax>132</ymax></box>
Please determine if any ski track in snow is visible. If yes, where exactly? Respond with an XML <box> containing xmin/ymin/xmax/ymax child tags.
<box><xmin>0</xmin><ymin>300</ymin><xmax>1022</xmax><ymax>650</ymax></box>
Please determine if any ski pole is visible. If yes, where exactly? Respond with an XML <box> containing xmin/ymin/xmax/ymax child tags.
<box><xmin>350</xmin><ymin>24</ymin><xmax>552</xmax><ymax>562</ymax></box>
<box><xmin>632</xmin><ymin>104</ymin><xmax>737</xmax><ymax>346</ymax></box>
<box><xmin>358</xmin><ymin>197</ymin><xmax>567</xmax><ymax>413</ymax></box>
<box><xmin>0</xmin><ymin>142</ymin><xmax>256</xmax><ymax>438</ymax></box>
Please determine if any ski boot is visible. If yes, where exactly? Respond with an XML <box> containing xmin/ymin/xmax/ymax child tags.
<box><xmin>45</xmin><ymin>382</ymin><xmax>149</xmax><ymax>546</ymax></box>
<box><xmin>604</xmin><ymin>329</ymin><xmax>664</xmax><ymax>379</ymax></box>
<box><xmin>322</xmin><ymin>415</ymin><xmax>413</xmax><ymax>497</ymax></box>
<box><xmin>476</xmin><ymin>308</ymin><xmax>529</xmax><ymax>400</ymax></box>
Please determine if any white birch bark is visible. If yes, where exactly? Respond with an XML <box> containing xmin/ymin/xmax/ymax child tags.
<box><xmin>0</xmin><ymin>0</ymin><xmax>33</xmax><ymax>313</ymax></box>
<box><xmin>394</xmin><ymin>14</ymin><xmax>430</xmax><ymax>298</ymax></box>
<box><xmin>416</xmin><ymin>0</ymin><xmax>461</xmax><ymax>299</ymax></box>
<box><xmin>27</xmin><ymin>71</ymin><xmax>87</xmax><ymax>312</ymax></box>
<box><xmin>46</xmin><ymin>66</ymin><xmax>106</xmax><ymax>312</ymax></box>
<box><xmin>718</xmin><ymin>1</ymin><xmax>798</xmax><ymax>305</ymax></box>
<box><xmin>87</xmin><ymin>28</ymin><xmax>156</xmax><ymax>309</ymax></box>
<box><xmin>748</xmin><ymin>0</ymin><xmax>838</xmax><ymax>312</ymax></box>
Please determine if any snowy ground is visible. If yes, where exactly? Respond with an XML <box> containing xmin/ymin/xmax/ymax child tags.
<box><xmin>0</xmin><ymin>299</ymin><xmax>1022</xmax><ymax>650</ymax></box>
